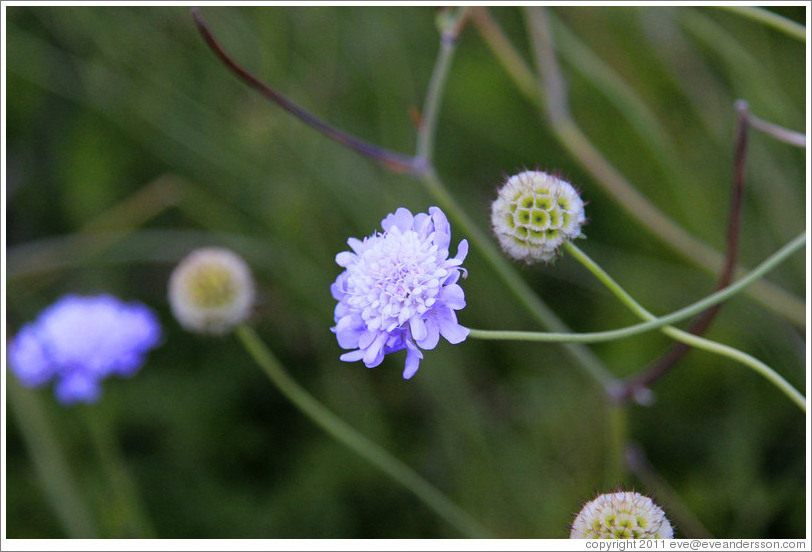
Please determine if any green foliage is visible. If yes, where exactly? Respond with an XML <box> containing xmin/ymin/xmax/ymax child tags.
<box><xmin>6</xmin><ymin>6</ymin><xmax>806</xmax><ymax>539</ymax></box>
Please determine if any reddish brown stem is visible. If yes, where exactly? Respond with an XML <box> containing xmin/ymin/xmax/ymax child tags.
<box><xmin>614</xmin><ymin>101</ymin><xmax>750</xmax><ymax>404</ymax></box>
<box><xmin>191</xmin><ymin>8</ymin><xmax>420</xmax><ymax>174</ymax></box>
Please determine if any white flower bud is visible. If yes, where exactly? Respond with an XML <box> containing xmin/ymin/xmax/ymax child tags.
<box><xmin>169</xmin><ymin>247</ymin><xmax>255</xmax><ymax>335</ymax></box>
<box><xmin>570</xmin><ymin>491</ymin><xmax>674</xmax><ymax>539</ymax></box>
<box><xmin>491</xmin><ymin>170</ymin><xmax>586</xmax><ymax>263</ymax></box>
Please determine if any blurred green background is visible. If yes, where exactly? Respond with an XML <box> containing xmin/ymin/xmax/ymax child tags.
<box><xmin>5</xmin><ymin>6</ymin><xmax>807</xmax><ymax>539</ymax></box>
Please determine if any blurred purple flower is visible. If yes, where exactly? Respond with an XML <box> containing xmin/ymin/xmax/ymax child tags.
<box><xmin>331</xmin><ymin>207</ymin><xmax>469</xmax><ymax>379</ymax></box>
<box><xmin>7</xmin><ymin>294</ymin><xmax>162</xmax><ymax>405</ymax></box>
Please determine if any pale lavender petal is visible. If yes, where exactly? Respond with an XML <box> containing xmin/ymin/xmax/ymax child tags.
<box><xmin>340</xmin><ymin>350</ymin><xmax>365</xmax><ymax>362</ymax></box>
<box><xmin>54</xmin><ymin>372</ymin><xmax>102</xmax><ymax>405</ymax></box>
<box><xmin>347</xmin><ymin>237</ymin><xmax>364</xmax><ymax>253</ymax></box>
<box><xmin>409</xmin><ymin>316</ymin><xmax>427</xmax><ymax>342</ymax></box>
<box><xmin>8</xmin><ymin>325</ymin><xmax>54</xmax><ymax>387</ymax></box>
<box><xmin>8</xmin><ymin>294</ymin><xmax>161</xmax><ymax>406</ymax></box>
<box><xmin>330</xmin><ymin>206</ymin><xmax>467</xmax><ymax>378</ymax></box>
<box><xmin>330</xmin><ymin>273</ymin><xmax>348</xmax><ymax>301</ymax></box>
<box><xmin>454</xmin><ymin>239</ymin><xmax>468</xmax><ymax>263</ymax></box>
<box><xmin>357</xmin><ymin>329</ymin><xmax>378</xmax><ymax>349</ymax></box>
<box><xmin>443</xmin><ymin>270</ymin><xmax>461</xmax><ymax>286</ymax></box>
<box><xmin>440</xmin><ymin>283</ymin><xmax>466</xmax><ymax>310</ymax></box>
<box><xmin>413</xmin><ymin>213</ymin><xmax>431</xmax><ymax>234</ymax></box>
<box><xmin>108</xmin><ymin>352</ymin><xmax>145</xmax><ymax>377</ymax></box>
<box><xmin>362</xmin><ymin>332</ymin><xmax>388</xmax><ymax>367</ymax></box>
<box><xmin>429</xmin><ymin>207</ymin><xmax>451</xmax><ymax>252</ymax></box>
<box><xmin>333</xmin><ymin>315</ymin><xmax>364</xmax><ymax>348</ymax></box>
<box><xmin>381</xmin><ymin>207</ymin><xmax>414</xmax><ymax>232</ymax></box>
<box><xmin>437</xmin><ymin>308</ymin><xmax>469</xmax><ymax>344</ymax></box>
<box><xmin>415</xmin><ymin>317</ymin><xmax>440</xmax><ymax>350</ymax></box>
<box><xmin>402</xmin><ymin>344</ymin><xmax>423</xmax><ymax>379</ymax></box>
<box><xmin>336</xmin><ymin>251</ymin><xmax>356</xmax><ymax>267</ymax></box>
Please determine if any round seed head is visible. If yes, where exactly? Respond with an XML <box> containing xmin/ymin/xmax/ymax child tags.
<box><xmin>570</xmin><ymin>491</ymin><xmax>674</xmax><ymax>539</ymax></box>
<box><xmin>491</xmin><ymin>170</ymin><xmax>586</xmax><ymax>263</ymax></box>
<box><xmin>169</xmin><ymin>247</ymin><xmax>255</xmax><ymax>335</ymax></box>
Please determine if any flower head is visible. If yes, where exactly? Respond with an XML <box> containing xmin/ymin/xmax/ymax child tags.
<box><xmin>7</xmin><ymin>294</ymin><xmax>162</xmax><ymax>405</ymax></box>
<box><xmin>169</xmin><ymin>247</ymin><xmax>255</xmax><ymax>335</ymax></box>
<box><xmin>331</xmin><ymin>207</ymin><xmax>469</xmax><ymax>379</ymax></box>
<box><xmin>491</xmin><ymin>170</ymin><xmax>586</xmax><ymax>263</ymax></box>
<box><xmin>570</xmin><ymin>491</ymin><xmax>674</xmax><ymax>539</ymax></box>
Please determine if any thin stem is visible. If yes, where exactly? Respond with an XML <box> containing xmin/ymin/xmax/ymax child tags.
<box><xmin>234</xmin><ymin>324</ymin><xmax>494</xmax><ymax>539</ymax></box>
<box><xmin>717</xmin><ymin>6</ymin><xmax>806</xmax><ymax>42</ymax></box>
<box><xmin>7</xmin><ymin>378</ymin><xmax>99</xmax><ymax>538</ymax></box>
<box><xmin>564</xmin><ymin>241</ymin><xmax>805</xmax><ymax>411</ymax></box>
<box><xmin>605</xmin><ymin>404</ymin><xmax>629</xmax><ymax>487</ymax></box>
<box><xmin>469</xmin><ymin>7</ymin><xmax>540</xmax><ymax>103</ymax></box>
<box><xmin>662</xmin><ymin>327</ymin><xmax>805</xmax><ymax>411</ymax></box>
<box><xmin>466</xmin><ymin>231</ymin><xmax>804</xmax><ymax>345</ymax></box>
<box><xmin>411</xmin><ymin>13</ymin><xmax>616</xmax><ymax>393</ymax></box>
<box><xmin>420</xmin><ymin>168</ymin><xmax>618</xmax><ymax>392</ymax></box>
<box><xmin>191</xmin><ymin>8</ymin><xmax>419</xmax><ymax>174</ymax></box>
<box><xmin>82</xmin><ymin>407</ymin><xmax>156</xmax><ymax>538</ymax></box>
<box><xmin>748</xmin><ymin>112</ymin><xmax>806</xmax><ymax>147</ymax></box>
<box><xmin>416</xmin><ymin>8</ymin><xmax>467</xmax><ymax>165</ymax></box>
<box><xmin>615</xmin><ymin>100</ymin><xmax>750</xmax><ymax>401</ymax></box>
<box><xmin>513</xmin><ymin>6</ymin><xmax>804</xmax><ymax>326</ymax></box>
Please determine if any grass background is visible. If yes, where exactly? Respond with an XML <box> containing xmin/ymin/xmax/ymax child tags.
<box><xmin>5</xmin><ymin>5</ymin><xmax>807</xmax><ymax>539</ymax></box>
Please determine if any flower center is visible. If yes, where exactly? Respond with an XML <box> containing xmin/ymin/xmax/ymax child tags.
<box><xmin>346</xmin><ymin>227</ymin><xmax>448</xmax><ymax>331</ymax></box>
<box><xmin>184</xmin><ymin>264</ymin><xmax>238</xmax><ymax>308</ymax></box>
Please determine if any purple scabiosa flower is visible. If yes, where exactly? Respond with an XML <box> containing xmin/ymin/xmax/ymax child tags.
<box><xmin>7</xmin><ymin>294</ymin><xmax>162</xmax><ymax>406</ymax></box>
<box><xmin>331</xmin><ymin>207</ymin><xmax>469</xmax><ymax>379</ymax></box>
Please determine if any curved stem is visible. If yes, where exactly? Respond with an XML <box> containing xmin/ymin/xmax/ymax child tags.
<box><xmin>415</xmin><ymin>8</ymin><xmax>467</xmax><ymax>166</ymax></box>
<box><xmin>420</xmin><ymin>169</ymin><xmax>618</xmax><ymax>392</ymax></box>
<box><xmin>82</xmin><ymin>407</ymin><xmax>156</xmax><ymax>538</ymax></box>
<box><xmin>660</xmin><ymin>326</ymin><xmax>806</xmax><ymax>411</ymax></box>
<box><xmin>748</xmin><ymin>112</ymin><xmax>806</xmax><ymax>147</ymax></box>
<box><xmin>234</xmin><ymin>324</ymin><xmax>494</xmax><ymax>538</ymax></box>
<box><xmin>616</xmin><ymin>99</ymin><xmax>750</xmax><ymax>401</ymax></box>
<box><xmin>469</xmin><ymin>7</ymin><xmax>540</xmax><ymax>103</ymax></box>
<box><xmin>483</xmin><ymin>6</ymin><xmax>804</xmax><ymax>326</ymax></box>
<box><xmin>717</xmin><ymin>6</ymin><xmax>806</xmax><ymax>42</ymax></box>
<box><xmin>414</xmin><ymin>23</ymin><xmax>617</xmax><ymax>394</ymax></box>
<box><xmin>467</xmin><ymin>232</ymin><xmax>805</xmax><ymax>344</ymax></box>
<box><xmin>7</xmin><ymin>378</ymin><xmax>99</xmax><ymax>538</ymax></box>
<box><xmin>564</xmin><ymin>242</ymin><xmax>805</xmax><ymax>411</ymax></box>
<box><xmin>191</xmin><ymin>8</ymin><xmax>418</xmax><ymax>174</ymax></box>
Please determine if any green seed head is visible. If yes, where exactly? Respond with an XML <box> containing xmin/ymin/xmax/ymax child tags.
<box><xmin>491</xmin><ymin>170</ymin><xmax>586</xmax><ymax>263</ymax></box>
<box><xmin>570</xmin><ymin>492</ymin><xmax>674</xmax><ymax>539</ymax></box>
<box><xmin>169</xmin><ymin>247</ymin><xmax>255</xmax><ymax>335</ymax></box>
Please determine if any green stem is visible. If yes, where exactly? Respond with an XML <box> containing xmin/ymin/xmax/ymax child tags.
<box><xmin>469</xmin><ymin>7</ymin><xmax>541</xmax><ymax>103</ymax></box>
<box><xmin>468</xmin><ymin>232</ymin><xmax>805</xmax><ymax>344</ymax></box>
<box><xmin>605</xmin><ymin>404</ymin><xmax>629</xmax><ymax>486</ymax></box>
<box><xmin>717</xmin><ymin>6</ymin><xmax>806</xmax><ymax>42</ymax></box>
<box><xmin>234</xmin><ymin>324</ymin><xmax>493</xmax><ymax>538</ymax></box>
<box><xmin>484</xmin><ymin>6</ymin><xmax>804</xmax><ymax>326</ymax></box>
<box><xmin>564</xmin><ymin>242</ymin><xmax>806</xmax><ymax>411</ymax></box>
<box><xmin>413</xmin><ymin>17</ymin><xmax>617</xmax><ymax>395</ymax></box>
<box><xmin>420</xmin><ymin>169</ymin><xmax>617</xmax><ymax>392</ymax></box>
<box><xmin>82</xmin><ymin>407</ymin><xmax>156</xmax><ymax>538</ymax></box>
<box><xmin>7</xmin><ymin>378</ymin><xmax>98</xmax><ymax>538</ymax></box>
<box><xmin>415</xmin><ymin>11</ymin><xmax>463</xmax><ymax>165</ymax></box>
